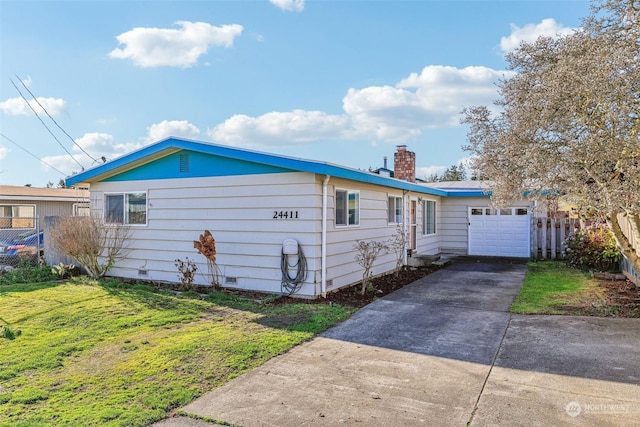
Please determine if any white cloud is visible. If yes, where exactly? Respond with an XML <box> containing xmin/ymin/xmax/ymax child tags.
<box><xmin>416</xmin><ymin>165</ymin><xmax>447</xmax><ymax>181</ymax></box>
<box><xmin>0</xmin><ymin>145</ymin><xmax>9</xmax><ymax>160</ymax></box>
<box><xmin>41</xmin><ymin>132</ymin><xmax>144</xmax><ymax>175</ymax></box>
<box><xmin>41</xmin><ymin>122</ymin><xmax>202</xmax><ymax>176</ymax></box>
<box><xmin>21</xmin><ymin>76</ymin><xmax>32</xmax><ymax>88</ymax></box>
<box><xmin>270</xmin><ymin>0</ymin><xmax>304</xmax><ymax>12</ymax></box>
<box><xmin>209</xmin><ymin>65</ymin><xmax>510</xmax><ymax>147</ymax></box>
<box><xmin>145</xmin><ymin>120</ymin><xmax>200</xmax><ymax>142</ymax></box>
<box><xmin>345</xmin><ymin>65</ymin><xmax>515</xmax><ymax>141</ymax></box>
<box><xmin>500</xmin><ymin>18</ymin><xmax>575</xmax><ymax>54</ymax></box>
<box><xmin>0</xmin><ymin>96</ymin><xmax>66</xmax><ymax>117</ymax></box>
<box><xmin>209</xmin><ymin>110</ymin><xmax>349</xmax><ymax>146</ymax></box>
<box><xmin>109</xmin><ymin>21</ymin><xmax>244</xmax><ymax>68</ymax></box>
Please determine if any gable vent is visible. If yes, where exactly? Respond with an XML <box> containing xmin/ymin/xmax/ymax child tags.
<box><xmin>179</xmin><ymin>153</ymin><xmax>190</xmax><ymax>173</ymax></box>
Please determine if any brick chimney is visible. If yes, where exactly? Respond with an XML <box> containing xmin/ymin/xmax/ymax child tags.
<box><xmin>393</xmin><ymin>145</ymin><xmax>415</xmax><ymax>182</ymax></box>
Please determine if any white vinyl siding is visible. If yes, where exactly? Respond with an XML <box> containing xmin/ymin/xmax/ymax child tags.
<box><xmin>89</xmin><ymin>173</ymin><xmax>322</xmax><ymax>296</ymax></box>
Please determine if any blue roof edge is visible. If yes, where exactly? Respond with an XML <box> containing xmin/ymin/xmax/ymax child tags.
<box><xmin>65</xmin><ymin>137</ymin><xmax>487</xmax><ymax>198</ymax></box>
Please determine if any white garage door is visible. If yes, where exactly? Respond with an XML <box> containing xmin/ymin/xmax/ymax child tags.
<box><xmin>468</xmin><ymin>207</ymin><xmax>531</xmax><ymax>257</ymax></box>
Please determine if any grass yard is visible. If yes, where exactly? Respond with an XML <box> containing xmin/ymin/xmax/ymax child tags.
<box><xmin>511</xmin><ymin>261</ymin><xmax>602</xmax><ymax>314</ymax></box>
<box><xmin>0</xmin><ymin>279</ymin><xmax>355</xmax><ymax>427</ymax></box>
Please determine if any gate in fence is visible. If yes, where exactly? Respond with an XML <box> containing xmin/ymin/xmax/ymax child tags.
<box><xmin>531</xmin><ymin>217</ymin><xmax>582</xmax><ymax>260</ymax></box>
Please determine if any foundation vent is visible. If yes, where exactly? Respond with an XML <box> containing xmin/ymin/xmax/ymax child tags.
<box><xmin>225</xmin><ymin>276</ymin><xmax>238</xmax><ymax>284</ymax></box>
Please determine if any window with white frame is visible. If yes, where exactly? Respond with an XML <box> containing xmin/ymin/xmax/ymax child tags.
<box><xmin>388</xmin><ymin>196</ymin><xmax>402</xmax><ymax>224</ymax></box>
<box><xmin>335</xmin><ymin>189</ymin><xmax>359</xmax><ymax>226</ymax></box>
<box><xmin>0</xmin><ymin>205</ymin><xmax>36</xmax><ymax>229</ymax></box>
<box><xmin>105</xmin><ymin>192</ymin><xmax>147</xmax><ymax>225</ymax></box>
<box><xmin>73</xmin><ymin>203</ymin><xmax>90</xmax><ymax>217</ymax></box>
<box><xmin>423</xmin><ymin>199</ymin><xmax>436</xmax><ymax>235</ymax></box>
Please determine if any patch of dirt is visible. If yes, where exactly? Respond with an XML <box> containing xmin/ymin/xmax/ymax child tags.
<box><xmin>219</xmin><ymin>267</ymin><xmax>441</xmax><ymax>308</ymax></box>
<box><xmin>554</xmin><ymin>279</ymin><xmax>640</xmax><ymax>318</ymax></box>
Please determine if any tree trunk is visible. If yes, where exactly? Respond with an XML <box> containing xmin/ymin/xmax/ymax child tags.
<box><xmin>609</xmin><ymin>211</ymin><xmax>640</xmax><ymax>273</ymax></box>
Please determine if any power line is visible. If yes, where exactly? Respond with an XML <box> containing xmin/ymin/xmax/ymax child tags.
<box><xmin>14</xmin><ymin>74</ymin><xmax>98</xmax><ymax>163</ymax></box>
<box><xmin>0</xmin><ymin>133</ymin><xmax>67</xmax><ymax>176</ymax></box>
<box><xmin>9</xmin><ymin>77</ymin><xmax>85</xmax><ymax>170</ymax></box>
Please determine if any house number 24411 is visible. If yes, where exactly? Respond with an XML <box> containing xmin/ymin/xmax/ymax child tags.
<box><xmin>273</xmin><ymin>211</ymin><xmax>299</xmax><ymax>219</ymax></box>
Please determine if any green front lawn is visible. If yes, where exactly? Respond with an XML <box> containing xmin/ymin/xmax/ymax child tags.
<box><xmin>0</xmin><ymin>279</ymin><xmax>355</xmax><ymax>427</ymax></box>
<box><xmin>510</xmin><ymin>261</ymin><xmax>600</xmax><ymax>314</ymax></box>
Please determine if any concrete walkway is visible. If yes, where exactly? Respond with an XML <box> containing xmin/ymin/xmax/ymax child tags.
<box><xmin>152</xmin><ymin>258</ymin><xmax>640</xmax><ymax>427</ymax></box>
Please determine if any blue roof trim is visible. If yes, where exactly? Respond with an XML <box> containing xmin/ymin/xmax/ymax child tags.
<box><xmin>66</xmin><ymin>137</ymin><xmax>472</xmax><ymax>197</ymax></box>
<box><xmin>443</xmin><ymin>190</ymin><xmax>491</xmax><ymax>197</ymax></box>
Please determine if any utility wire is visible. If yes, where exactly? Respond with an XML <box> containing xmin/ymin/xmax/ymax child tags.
<box><xmin>14</xmin><ymin>74</ymin><xmax>98</xmax><ymax>163</ymax></box>
<box><xmin>9</xmin><ymin>77</ymin><xmax>85</xmax><ymax>170</ymax></box>
<box><xmin>0</xmin><ymin>133</ymin><xmax>67</xmax><ymax>176</ymax></box>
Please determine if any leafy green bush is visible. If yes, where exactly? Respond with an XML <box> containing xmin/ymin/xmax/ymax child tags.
<box><xmin>0</xmin><ymin>264</ymin><xmax>56</xmax><ymax>286</ymax></box>
<box><xmin>564</xmin><ymin>223</ymin><xmax>622</xmax><ymax>272</ymax></box>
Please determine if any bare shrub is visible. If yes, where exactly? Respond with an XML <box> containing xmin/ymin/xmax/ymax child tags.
<box><xmin>175</xmin><ymin>257</ymin><xmax>197</xmax><ymax>291</ymax></box>
<box><xmin>387</xmin><ymin>224</ymin><xmax>408</xmax><ymax>277</ymax></box>
<box><xmin>49</xmin><ymin>216</ymin><xmax>131</xmax><ymax>279</ymax></box>
<box><xmin>353</xmin><ymin>240</ymin><xmax>388</xmax><ymax>295</ymax></box>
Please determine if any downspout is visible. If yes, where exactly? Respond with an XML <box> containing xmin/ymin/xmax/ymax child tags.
<box><xmin>321</xmin><ymin>175</ymin><xmax>330</xmax><ymax>297</ymax></box>
<box><xmin>403</xmin><ymin>190</ymin><xmax>409</xmax><ymax>265</ymax></box>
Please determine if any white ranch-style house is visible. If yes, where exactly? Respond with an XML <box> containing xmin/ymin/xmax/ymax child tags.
<box><xmin>65</xmin><ymin>138</ymin><xmax>532</xmax><ymax>297</ymax></box>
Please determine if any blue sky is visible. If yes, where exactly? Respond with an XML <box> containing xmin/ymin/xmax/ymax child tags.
<box><xmin>0</xmin><ymin>0</ymin><xmax>590</xmax><ymax>187</ymax></box>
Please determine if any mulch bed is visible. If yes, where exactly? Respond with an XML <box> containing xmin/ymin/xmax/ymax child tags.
<box><xmin>303</xmin><ymin>266</ymin><xmax>440</xmax><ymax>308</ymax></box>
<box><xmin>555</xmin><ymin>278</ymin><xmax>640</xmax><ymax>318</ymax></box>
<box><xmin>212</xmin><ymin>266</ymin><xmax>441</xmax><ymax>308</ymax></box>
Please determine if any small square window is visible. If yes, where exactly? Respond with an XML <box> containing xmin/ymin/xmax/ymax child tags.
<box><xmin>336</xmin><ymin>189</ymin><xmax>359</xmax><ymax>226</ymax></box>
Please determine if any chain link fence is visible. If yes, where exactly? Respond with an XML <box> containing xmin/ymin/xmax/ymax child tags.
<box><xmin>0</xmin><ymin>218</ymin><xmax>42</xmax><ymax>269</ymax></box>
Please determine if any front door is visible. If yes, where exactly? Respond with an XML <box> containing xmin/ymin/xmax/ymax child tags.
<box><xmin>410</xmin><ymin>200</ymin><xmax>417</xmax><ymax>252</ymax></box>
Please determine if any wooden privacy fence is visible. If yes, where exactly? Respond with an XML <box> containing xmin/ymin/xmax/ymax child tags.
<box><xmin>531</xmin><ymin>217</ymin><xmax>582</xmax><ymax>260</ymax></box>
<box><xmin>616</xmin><ymin>213</ymin><xmax>640</xmax><ymax>286</ymax></box>
<box><xmin>531</xmin><ymin>214</ymin><xmax>639</xmax><ymax>286</ymax></box>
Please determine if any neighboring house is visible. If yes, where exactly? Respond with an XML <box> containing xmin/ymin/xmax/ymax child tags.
<box><xmin>65</xmin><ymin>138</ymin><xmax>532</xmax><ymax>297</ymax></box>
<box><xmin>0</xmin><ymin>185</ymin><xmax>90</xmax><ymax>231</ymax></box>
<box><xmin>0</xmin><ymin>185</ymin><xmax>90</xmax><ymax>267</ymax></box>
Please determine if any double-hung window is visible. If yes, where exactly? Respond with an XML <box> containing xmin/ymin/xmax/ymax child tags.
<box><xmin>388</xmin><ymin>196</ymin><xmax>402</xmax><ymax>224</ymax></box>
<box><xmin>0</xmin><ymin>205</ymin><xmax>35</xmax><ymax>229</ymax></box>
<box><xmin>335</xmin><ymin>189</ymin><xmax>359</xmax><ymax>226</ymax></box>
<box><xmin>105</xmin><ymin>192</ymin><xmax>147</xmax><ymax>225</ymax></box>
<box><xmin>423</xmin><ymin>200</ymin><xmax>436</xmax><ymax>235</ymax></box>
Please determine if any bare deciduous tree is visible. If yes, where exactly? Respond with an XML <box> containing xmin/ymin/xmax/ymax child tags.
<box><xmin>353</xmin><ymin>240</ymin><xmax>388</xmax><ymax>295</ymax></box>
<box><xmin>462</xmin><ymin>0</ymin><xmax>640</xmax><ymax>271</ymax></box>
<box><xmin>387</xmin><ymin>224</ymin><xmax>408</xmax><ymax>277</ymax></box>
<box><xmin>49</xmin><ymin>216</ymin><xmax>131</xmax><ymax>279</ymax></box>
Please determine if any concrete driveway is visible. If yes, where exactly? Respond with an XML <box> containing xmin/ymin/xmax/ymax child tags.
<box><xmin>153</xmin><ymin>258</ymin><xmax>640</xmax><ymax>427</ymax></box>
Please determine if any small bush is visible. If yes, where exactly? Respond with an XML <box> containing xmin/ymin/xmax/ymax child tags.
<box><xmin>0</xmin><ymin>265</ymin><xmax>56</xmax><ymax>285</ymax></box>
<box><xmin>2</xmin><ymin>326</ymin><xmax>21</xmax><ymax>340</ymax></box>
<box><xmin>564</xmin><ymin>223</ymin><xmax>622</xmax><ymax>272</ymax></box>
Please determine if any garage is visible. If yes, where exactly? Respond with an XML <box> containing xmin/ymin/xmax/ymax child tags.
<box><xmin>468</xmin><ymin>207</ymin><xmax>531</xmax><ymax>257</ymax></box>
